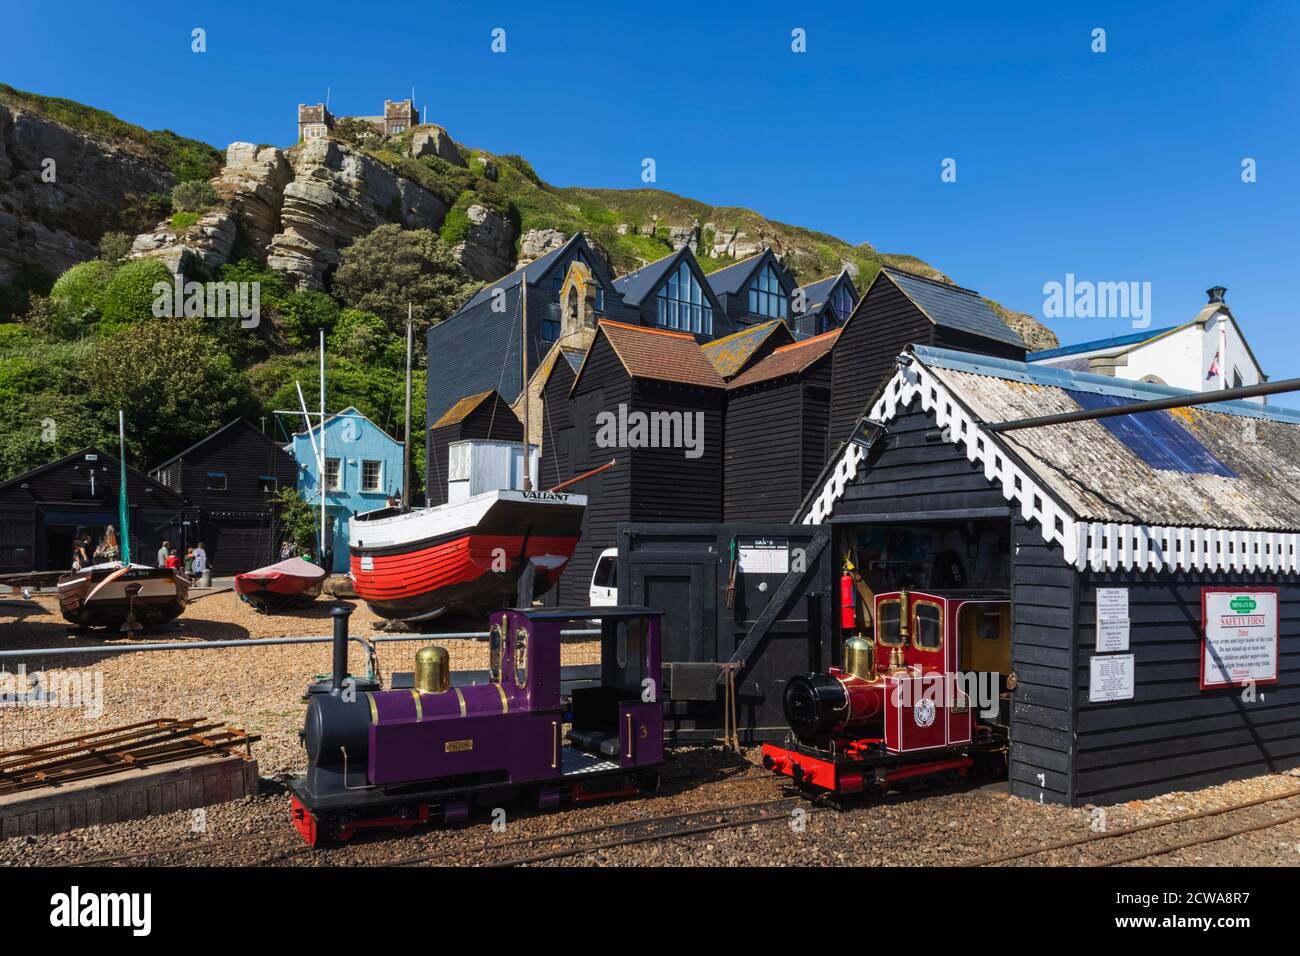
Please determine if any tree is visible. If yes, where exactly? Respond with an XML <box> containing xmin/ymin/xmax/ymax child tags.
<box><xmin>331</xmin><ymin>225</ymin><xmax>476</xmax><ymax>340</ymax></box>
<box><xmin>328</xmin><ymin>308</ymin><xmax>402</xmax><ymax>365</ymax></box>
<box><xmin>99</xmin><ymin>258</ymin><xmax>172</xmax><ymax>330</ymax></box>
<box><xmin>330</xmin><ymin>117</ymin><xmax>382</xmax><ymax>149</ymax></box>
<box><xmin>171</xmin><ymin>179</ymin><xmax>218</xmax><ymax>212</ymax></box>
<box><xmin>270</xmin><ymin>487</ymin><xmax>317</xmax><ymax>553</ymax></box>
<box><xmin>88</xmin><ymin>318</ymin><xmax>256</xmax><ymax>461</ymax></box>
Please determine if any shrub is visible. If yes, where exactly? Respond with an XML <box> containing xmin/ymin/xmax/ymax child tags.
<box><xmin>170</xmin><ymin>211</ymin><xmax>201</xmax><ymax>231</ymax></box>
<box><xmin>329</xmin><ymin>308</ymin><xmax>402</xmax><ymax>365</ymax></box>
<box><xmin>50</xmin><ymin>259</ymin><xmax>119</xmax><ymax>329</ymax></box>
<box><xmin>99</xmin><ymin>258</ymin><xmax>172</xmax><ymax>330</ymax></box>
<box><xmin>98</xmin><ymin>231</ymin><xmax>134</xmax><ymax>263</ymax></box>
<box><xmin>171</xmin><ymin>179</ymin><xmax>217</xmax><ymax>213</ymax></box>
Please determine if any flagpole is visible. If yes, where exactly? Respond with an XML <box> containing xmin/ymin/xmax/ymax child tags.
<box><xmin>319</xmin><ymin>329</ymin><xmax>327</xmax><ymax>565</ymax></box>
<box><xmin>117</xmin><ymin>409</ymin><xmax>131</xmax><ymax>566</ymax></box>
<box><xmin>402</xmin><ymin>302</ymin><xmax>412</xmax><ymax>511</ymax></box>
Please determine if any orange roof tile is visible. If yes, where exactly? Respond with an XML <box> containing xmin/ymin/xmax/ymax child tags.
<box><xmin>727</xmin><ymin>329</ymin><xmax>840</xmax><ymax>390</ymax></box>
<box><xmin>594</xmin><ymin>320</ymin><xmax>726</xmax><ymax>389</ymax></box>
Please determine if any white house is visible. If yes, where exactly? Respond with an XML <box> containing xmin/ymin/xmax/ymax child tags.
<box><xmin>1028</xmin><ymin>287</ymin><xmax>1267</xmax><ymax>403</ymax></box>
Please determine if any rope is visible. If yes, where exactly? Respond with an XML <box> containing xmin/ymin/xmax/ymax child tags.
<box><xmin>486</xmin><ymin>284</ymin><xmax>522</xmax><ymax>442</ymax></box>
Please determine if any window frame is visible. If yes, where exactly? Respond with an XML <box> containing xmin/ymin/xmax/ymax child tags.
<box><xmin>746</xmin><ymin>262</ymin><xmax>788</xmax><ymax>320</ymax></box>
<box><xmin>324</xmin><ymin>457</ymin><xmax>343</xmax><ymax>492</ymax></box>
<box><xmin>205</xmin><ymin>471</ymin><xmax>227</xmax><ymax>492</ymax></box>
<box><xmin>911</xmin><ymin>599</ymin><xmax>944</xmax><ymax>653</ymax></box>
<box><xmin>655</xmin><ymin>261</ymin><xmax>712</xmax><ymax>335</ymax></box>
<box><xmin>876</xmin><ymin>597</ymin><xmax>905</xmax><ymax>647</ymax></box>
<box><xmin>360</xmin><ymin>459</ymin><xmax>382</xmax><ymax>493</ymax></box>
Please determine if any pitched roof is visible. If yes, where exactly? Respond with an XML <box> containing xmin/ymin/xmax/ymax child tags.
<box><xmin>293</xmin><ymin>405</ymin><xmax>401</xmax><ymax>445</ymax></box>
<box><xmin>431</xmin><ymin>390</ymin><xmax>496</xmax><ymax>429</ymax></box>
<box><xmin>703</xmin><ymin>250</ymin><xmax>774</xmax><ymax>297</ymax></box>
<box><xmin>612</xmin><ymin>246</ymin><xmax>692</xmax><ymax>307</ymax></box>
<box><xmin>148</xmin><ymin>418</ymin><xmax>287</xmax><ymax>473</ymax></box>
<box><xmin>806</xmin><ymin>345</ymin><xmax>1300</xmax><ymax>573</ymax></box>
<box><xmin>728</xmin><ymin>329</ymin><xmax>840</xmax><ymax>390</ymax></box>
<box><xmin>796</xmin><ymin>271</ymin><xmax>849</xmax><ymax>311</ymax></box>
<box><xmin>883</xmin><ymin>267</ymin><xmax>1027</xmax><ymax>349</ymax></box>
<box><xmin>577</xmin><ymin>320</ymin><xmax>726</xmax><ymax>391</ymax></box>
<box><xmin>0</xmin><ymin>446</ymin><xmax>188</xmax><ymax>505</ymax></box>
<box><xmin>451</xmin><ymin>233</ymin><xmax>586</xmax><ymax>317</ymax></box>
<box><xmin>700</xmin><ymin>320</ymin><xmax>793</xmax><ymax>378</ymax></box>
<box><xmin>1027</xmin><ymin>326</ymin><xmax>1180</xmax><ymax>361</ymax></box>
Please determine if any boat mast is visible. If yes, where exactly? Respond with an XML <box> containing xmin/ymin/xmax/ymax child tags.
<box><xmin>521</xmin><ymin>278</ymin><xmax>532</xmax><ymax>491</ymax></box>
<box><xmin>402</xmin><ymin>302</ymin><xmax>412</xmax><ymax>511</ymax></box>
<box><xmin>319</xmin><ymin>329</ymin><xmax>327</xmax><ymax>564</ymax></box>
<box><xmin>117</xmin><ymin>409</ymin><xmax>131</xmax><ymax>566</ymax></box>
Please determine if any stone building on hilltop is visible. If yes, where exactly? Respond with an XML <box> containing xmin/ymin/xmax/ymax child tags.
<box><xmin>296</xmin><ymin>98</ymin><xmax>419</xmax><ymax>142</ymax></box>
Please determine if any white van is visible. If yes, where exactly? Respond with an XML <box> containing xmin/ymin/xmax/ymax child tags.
<box><xmin>589</xmin><ymin>548</ymin><xmax>618</xmax><ymax>606</ymax></box>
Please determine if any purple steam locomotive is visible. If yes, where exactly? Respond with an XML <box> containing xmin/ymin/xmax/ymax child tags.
<box><xmin>288</xmin><ymin>606</ymin><xmax>664</xmax><ymax>846</ymax></box>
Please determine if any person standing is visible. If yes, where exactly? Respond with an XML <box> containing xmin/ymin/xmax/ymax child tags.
<box><xmin>165</xmin><ymin>549</ymin><xmax>180</xmax><ymax>571</ymax></box>
<box><xmin>279</xmin><ymin>539</ymin><xmax>293</xmax><ymax>561</ymax></box>
<box><xmin>184</xmin><ymin>548</ymin><xmax>195</xmax><ymax>577</ymax></box>
<box><xmin>157</xmin><ymin>540</ymin><xmax>170</xmax><ymax>567</ymax></box>
<box><xmin>192</xmin><ymin>542</ymin><xmax>207</xmax><ymax>578</ymax></box>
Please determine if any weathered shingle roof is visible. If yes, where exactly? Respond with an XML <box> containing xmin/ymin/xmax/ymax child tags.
<box><xmin>885</xmin><ymin>267</ymin><xmax>1027</xmax><ymax>349</ymax></box>
<box><xmin>728</xmin><ymin>329</ymin><xmax>839</xmax><ymax>390</ymax></box>
<box><xmin>916</xmin><ymin>346</ymin><xmax>1300</xmax><ymax>531</ymax></box>
<box><xmin>700</xmin><ymin>320</ymin><xmax>792</xmax><ymax>378</ymax></box>
<box><xmin>585</xmin><ymin>320</ymin><xmax>726</xmax><ymax>390</ymax></box>
<box><xmin>453</xmin><ymin>233</ymin><xmax>583</xmax><ymax>316</ymax></box>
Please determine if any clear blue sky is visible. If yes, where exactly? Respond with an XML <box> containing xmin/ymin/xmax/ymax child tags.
<box><xmin>7</xmin><ymin>1</ymin><xmax>1299</xmax><ymax>377</ymax></box>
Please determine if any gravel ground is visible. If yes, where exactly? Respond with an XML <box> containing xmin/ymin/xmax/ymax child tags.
<box><xmin>4</xmin><ymin>592</ymin><xmax>1299</xmax><ymax>868</ymax></box>
<box><xmin>0</xmin><ymin>590</ymin><xmax>599</xmax><ymax>773</ymax></box>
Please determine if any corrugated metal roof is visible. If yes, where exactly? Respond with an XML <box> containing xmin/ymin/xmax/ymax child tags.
<box><xmin>700</xmin><ymin>320</ymin><xmax>792</xmax><ymax>378</ymax></box>
<box><xmin>1027</xmin><ymin>326</ymin><xmax>1178</xmax><ymax>361</ymax></box>
<box><xmin>886</xmin><ymin>268</ymin><xmax>1027</xmax><ymax>348</ymax></box>
<box><xmin>728</xmin><ymin>329</ymin><xmax>839</xmax><ymax>390</ymax></box>
<box><xmin>911</xmin><ymin>345</ymin><xmax>1300</xmax><ymax>531</ymax></box>
<box><xmin>592</xmin><ymin>320</ymin><xmax>726</xmax><ymax>389</ymax></box>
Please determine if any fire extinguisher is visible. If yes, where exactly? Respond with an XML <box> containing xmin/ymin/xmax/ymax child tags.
<box><xmin>840</xmin><ymin>569</ymin><xmax>856</xmax><ymax>630</ymax></box>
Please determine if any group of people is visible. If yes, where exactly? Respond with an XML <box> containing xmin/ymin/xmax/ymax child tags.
<box><xmin>70</xmin><ymin>526</ymin><xmax>121</xmax><ymax>570</ymax></box>
<box><xmin>156</xmin><ymin>539</ymin><xmax>207</xmax><ymax>580</ymax></box>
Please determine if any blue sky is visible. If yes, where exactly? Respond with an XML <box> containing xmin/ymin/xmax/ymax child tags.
<box><xmin>7</xmin><ymin>1</ymin><xmax>1299</xmax><ymax>377</ymax></box>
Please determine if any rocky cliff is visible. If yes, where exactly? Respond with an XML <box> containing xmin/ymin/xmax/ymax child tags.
<box><xmin>0</xmin><ymin>103</ymin><xmax>176</xmax><ymax>284</ymax></box>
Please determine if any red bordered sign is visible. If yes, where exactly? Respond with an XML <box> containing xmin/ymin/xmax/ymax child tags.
<box><xmin>1200</xmin><ymin>587</ymin><xmax>1280</xmax><ymax>690</ymax></box>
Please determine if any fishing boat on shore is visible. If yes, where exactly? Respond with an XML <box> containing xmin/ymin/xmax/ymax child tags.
<box><xmin>56</xmin><ymin>411</ymin><xmax>189</xmax><ymax>632</ymax></box>
<box><xmin>58</xmin><ymin>561</ymin><xmax>189</xmax><ymax>630</ymax></box>
<box><xmin>234</xmin><ymin>556</ymin><xmax>326</xmax><ymax>613</ymax></box>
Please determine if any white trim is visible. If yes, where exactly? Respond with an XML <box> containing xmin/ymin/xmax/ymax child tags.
<box><xmin>801</xmin><ymin>358</ymin><xmax>1300</xmax><ymax>576</ymax></box>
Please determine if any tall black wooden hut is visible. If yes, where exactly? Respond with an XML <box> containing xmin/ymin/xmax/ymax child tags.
<box><xmin>803</xmin><ymin>343</ymin><xmax>1300</xmax><ymax>806</ymax></box>
<box><xmin>425</xmin><ymin>390</ymin><xmax>525</xmax><ymax>507</ymax></box>
<box><xmin>0</xmin><ymin>447</ymin><xmax>188</xmax><ymax>573</ymax></box>
<box><xmin>536</xmin><ymin>347</ymin><xmax>586</xmax><ymax>491</ymax></box>
<box><xmin>829</xmin><ymin>267</ymin><xmax>1027</xmax><ymax>449</ymax></box>
<box><xmin>149</xmin><ymin>419</ymin><xmax>298</xmax><ymax>574</ymax></box>
<box><xmin>723</xmin><ymin>329</ymin><xmax>838</xmax><ymax>522</ymax></box>
<box><xmin>548</xmin><ymin>319</ymin><xmax>726</xmax><ymax>604</ymax></box>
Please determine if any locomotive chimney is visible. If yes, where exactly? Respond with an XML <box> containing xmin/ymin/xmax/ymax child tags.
<box><xmin>330</xmin><ymin>604</ymin><xmax>352</xmax><ymax>694</ymax></box>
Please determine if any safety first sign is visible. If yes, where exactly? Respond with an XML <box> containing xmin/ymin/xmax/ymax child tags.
<box><xmin>1201</xmin><ymin>588</ymin><xmax>1279</xmax><ymax>689</ymax></box>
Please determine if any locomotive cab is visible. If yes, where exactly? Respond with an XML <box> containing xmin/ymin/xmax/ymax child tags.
<box><xmin>763</xmin><ymin>588</ymin><xmax>1012</xmax><ymax>800</ymax></box>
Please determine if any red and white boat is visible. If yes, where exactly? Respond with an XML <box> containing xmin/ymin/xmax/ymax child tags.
<box><xmin>349</xmin><ymin>487</ymin><xmax>586</xmax><ymax>622</ymax></box>
<box><xmin>235</xmin><ymin>557</ymin><xmax>327</xmax><ymax>614</ymax></box>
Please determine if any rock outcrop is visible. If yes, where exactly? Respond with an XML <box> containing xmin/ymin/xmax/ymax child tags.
<box><xmin>217</xmin><ymin>142</ymin><xmax>291</xmax><ymax>253</ymax></box>
<box><xmin>518</xmin><ymin>227</ymin><xmax>567</xmax><ymax>264</ymax></box>
<box><xmin>129</xmin><ymin>209</ymin><xmax>237</xmax><ymax>277</ymax></box>
<box><xmin>266</xmin><ymin>138</ymin><xmax>450</xmax><ymax>288</ymax></box>
<box><xmin>452</xmin><ymin>203</ymin><xmax>514</xmax><ymax>280</ymax></box>
<box><xmin>0</xmin><ymin>104</ymin><xmax>176</xmax><ymax>283</ymax></box>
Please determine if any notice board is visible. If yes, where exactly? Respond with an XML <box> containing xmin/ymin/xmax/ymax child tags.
<box><xmin>1201</xmin><ymin>587</ymin><xmax>1279</xmax><ymax>689</ymax></box>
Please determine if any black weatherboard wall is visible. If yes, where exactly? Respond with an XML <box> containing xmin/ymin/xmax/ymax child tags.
<box><xmin>829</xmin><ymin>268</ymin><xmax>1027</xmax><ymax>449</ymax></box>
<box><xmin>149</xmin><ymin>419</ymin><xmax>297</xmax><ymax>575</ymax></box>
<box><xmin>0</xmin><ymin>447</ymin><xmax>188</xmax><ymax>573</ymax></box>
<box><xmin>425</xmin><ymin>391</ymin><xmax>524</xmax><ymax>507</ymax></box>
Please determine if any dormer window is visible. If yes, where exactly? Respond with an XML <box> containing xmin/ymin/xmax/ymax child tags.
<box><xmin>831</xmin><ymin>282</ymin><xmax>854</xmax><ymax>323</ymax></box>
<box><xmin>748</xmin><ymin>262</ymin><xmax>787</xmax><ymax>319</ymax></box>
<box><xmin>656</xmin><ymin>261</ymin><xmax>712</xmax><ymax>335</ymax></box>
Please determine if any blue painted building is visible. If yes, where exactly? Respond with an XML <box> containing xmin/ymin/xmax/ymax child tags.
<box><xmin>289</xmin><ymin>406</ymin><xmax>404</xmax><ymax>573</ymax></box>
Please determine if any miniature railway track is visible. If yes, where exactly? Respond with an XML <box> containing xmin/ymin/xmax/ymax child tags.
<box><xmin>0</xmin><ymin>718</ymin><xmax>258</xmax><ymax>793</ymax></box>
<box><xmin>394</xmin><ymin>796</ymin><xmax>809</xmax><ymax>867</ymax></box>
<box><xmin>976</xmin><ymin>782</ymin><xmax>1300</xmax><ymax>867</ymax></box>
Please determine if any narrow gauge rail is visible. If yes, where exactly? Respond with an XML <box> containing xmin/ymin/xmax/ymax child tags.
<box><xmin>976</xmin><ymin>782</ymin><xmax>1300</xmax><ymax>867</ymax></box>
<box><xmin>394</xmin><ymin>797</ymin><xmax>808</xmax><ymax>868</ymax></box>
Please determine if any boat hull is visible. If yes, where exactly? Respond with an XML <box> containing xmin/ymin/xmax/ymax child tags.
<box><xmin>57</xmin><ymin>565</ymin><xmax>189</xmax><ymax>630</ymax></box>
<box><xmin>235</xmin><ymin>558</ymin><xmax>327</xmax><ymax>614</ymax></box>
<box><xmin>349</xmin><ymin>490</ymin><xmax>585</xmax><ymax>621</ymax></box>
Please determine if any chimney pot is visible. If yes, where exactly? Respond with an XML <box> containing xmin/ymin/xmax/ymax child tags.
<box><xmin>1207</xmin><ymin>286</ymin><xmax>1227</xmax><ymax>304</ymax></box>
